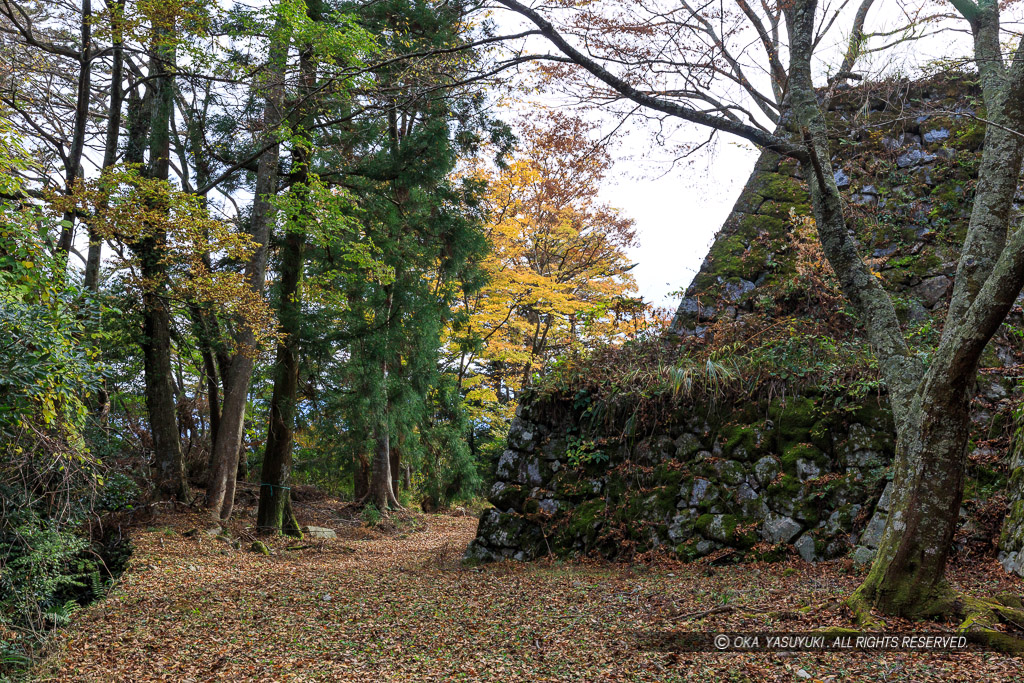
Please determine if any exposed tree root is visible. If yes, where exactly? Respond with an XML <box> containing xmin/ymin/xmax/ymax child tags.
<box><xmin>353</xmin><ymin>491</ymin><xmax>405</xmax><ymax>512</ymax></box>
<box><xmin>795</xmin><ymin>598</ymin><xmax>841</xmax><ymax>616</ymax></box>
<box><xmin>955</xmin><ymin>595</ymin><xmax>1024</xmax><ymax>653</ymax></box>
<box><xmin>282</xmin><ymin>496</ymin><xmax>303</xmax><ymax>538</ymax></box>
<box><xmin>844</xmin><ymin>590</ymin><xmax>885</xmax><ymax>630</ymax></box>
<box><xmin>847</xmin><ymin>586</ymin><xmax>1024</xmax><ymax>653</ymax></box>
<box><xmin>282</xmin><ymin>515</ymin><xmax>303</xmax><ymax>539</ymax></box>
<box><xmin>383</xmin><ymin>486</ymin><xmax>405</xmax><ymax>511</ymax></box>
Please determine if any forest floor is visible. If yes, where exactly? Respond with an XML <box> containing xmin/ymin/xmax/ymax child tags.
<box><xmin>34</xmin><ymin>490</ymin><xmax>1024</xmax><ymax>682</ymax></box>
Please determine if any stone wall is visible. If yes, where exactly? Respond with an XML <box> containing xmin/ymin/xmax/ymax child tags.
<box><xmin>1001</xmin><ymin>438</ymin><xmax>1024</xmax><ymax>577</ymax></box>
<box><xmin>466</xmin><ymin>73</ymin><xmax>1024</xmax><ymax>570</ymax></box>
<box><xmin>466</xmin><ymin>392</ymin><xmax>898</xmax><ymax>563</ymax></box>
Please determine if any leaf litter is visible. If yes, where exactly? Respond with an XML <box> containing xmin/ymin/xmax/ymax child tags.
<box><xmin>33</xmin><ymin>499</ymin><xmax>1024</xmax><ymax>682</ymax></box>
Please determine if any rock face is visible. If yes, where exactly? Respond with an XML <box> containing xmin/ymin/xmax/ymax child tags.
<box><xmin>467</xmin><ymin>73</ymin><xmax>1024</xmax><ymax>568</ymax></box>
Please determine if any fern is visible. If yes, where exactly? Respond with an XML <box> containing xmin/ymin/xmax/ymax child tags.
<box><xmin>0</xmin><ymin>515</ymin><xmax>103</xmax><ymax>637</ymax></box>
<box><xmin>43</xmin><ymin>600</ymin><xmax>80</xmax><ymax>627</ymax></box>
<box><xmin>0</xmin><ymin>646</ymin><xmax>32</xmax><ymax>669</ymax></box>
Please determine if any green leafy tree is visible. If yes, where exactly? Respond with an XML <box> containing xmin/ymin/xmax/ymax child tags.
<box><xmin>0</xmin><ymin>113</ymin><xmax>107</xmax><ymax>648</ymax></box>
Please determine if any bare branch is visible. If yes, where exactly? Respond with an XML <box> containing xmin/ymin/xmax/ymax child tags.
<box><xmin>494</xmin><ymin>0</ymin><xmax>808</xmax><ymax>160</ymax></box>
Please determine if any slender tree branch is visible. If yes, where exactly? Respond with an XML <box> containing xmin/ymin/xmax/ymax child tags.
<box><xmin>494</xmin><ymin>0</ymin><xmax>808</xmax><ymax>160</ymax></box>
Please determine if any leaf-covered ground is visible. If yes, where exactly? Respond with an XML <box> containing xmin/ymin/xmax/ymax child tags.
<box><xmin>36</xmin><ymin>499</ymin><xmax>1024</xmax><ymax>682</ymax></box>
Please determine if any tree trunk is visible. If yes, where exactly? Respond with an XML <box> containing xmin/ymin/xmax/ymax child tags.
<box><xmin>199</xmin><ymin>315</ymin><xmax>231</xmax><ymax>483</ymax></box>
<box><xmin>257</xmin><ymin>228</ymin><xmax>305</xmax><ymax>535</ymax></box>
<box><xmin>354</xmin><ymin>452</ymin><xmax>370</xmax><ymax>501</ymax></box>
<box><xmin>849</xmin><ymin>3</ymin><xmax>1024</xmax><ymax>618</ymax></box>
<box><xmin>367</xmin><ymin>288</ymin><xmax>402</xmax><ymax>511</ymax></box>
<box><xmin>206</xmin><ymin>16</ymin><xmax>287</xmax><ymax>520</ymax></box>
<box><xmin>82</xmin><ymin>3</ymin><xmax>123</xmax><ymax>420</ymax></box>
<box><xmin>140</xmin><ymin>23</ymin><xmax>188</xmax><ymax>501</ymax></box>
<box><xmin>58</xmin><ymin>0</ymin><xmax>93</xmax><ymax>259</ymax></box>
<box><xmin>256</xmin><ymin>10</ymin><xmax>320</xmax><ymax>532</ymax></box>
<box><xmin>853</xmin><ymin>384</ymin><xmax>972</xmax><ymax>617</ymax></box>
<box><xmin>783</xmin><ymin>0</ymin><xmax>967</xmax><ymax>617</ymax></box>
<box><xmin>84</xmin><ymin>0</ymin><xmax>123</xmax><ymax>291</ymax></box>
<box><xmin>206</xmin><ymin>356</ymin><xmax>253</xmax><ymax>518</ymax></box>
<box><xmin>390</xmin><ymin>440</ymin><xmax>401</xmax><ymax>500</ymax></box>
<box><xmin>369</xmin><ymin>412</ymin><xmax>401</xmax><ymax>510</ymax></box>
<box><xmin>182</xmin><ymin>79</ymin><xmax>221</xmax><ymax>478</ymax></box>
<box><xmin>141</xmin><ymin>263</ymin><xmax>189</xmax><ymax>501</ymax></box>
<box><xmin>193</xmin><ymin>309</ymin><xmax>222</xmax><ymax>458</ymax></box>
<box><xmin>237</xmin><ymin>442</ymin><xmax>248</xmax><ymax>481</ymax></box>
<box><xmin>207</xmin><ymin>361</ymin><xmax>220</xmax><ymax>452</ymax></box>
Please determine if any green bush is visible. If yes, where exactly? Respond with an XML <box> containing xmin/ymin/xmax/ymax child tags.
<box><xmin>361</xmin><ymin>504</ymin><xmax>383</xmax><ymax>527</ymax></box>
<box><xmin>98</xmin><ymin>473</ymin><xmax>141</xmax><ymax>512</ymax></box>
<box><xmin>0</xmin><ymin>111</ymin><xmax>117</xmax><ymax>678</ymax></box>
<box><xmin>0</xmin><ymin>512</ymin><xmax>102</xmax><ymax>635</ymax></box>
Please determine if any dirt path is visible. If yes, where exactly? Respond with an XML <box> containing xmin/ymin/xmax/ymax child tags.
<box><xmin>37</xmin><ymin>511</ymin><xmax>1024</xmax><ymax>682</ymax></box>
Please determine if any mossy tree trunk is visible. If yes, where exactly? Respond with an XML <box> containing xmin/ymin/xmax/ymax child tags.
<box><xmin>784</xmin><ymin>0</ymin><xmax>1024</xmax><ymax>617</ymax></box>
<box><xmin>852</xmin><ymin>383</ymin><xmax>973</xmax><ymax>616</ymax></box>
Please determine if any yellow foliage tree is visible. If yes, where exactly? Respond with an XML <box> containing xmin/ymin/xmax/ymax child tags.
<box><xmin>449</xmin><ymin>113</ymin><xmax>648</xmax><ymax>425</ymax></box>
<box><xmin>51</xmin><ymin>166</ymin><xmax>279</xmax><ymax>353</ymax></box>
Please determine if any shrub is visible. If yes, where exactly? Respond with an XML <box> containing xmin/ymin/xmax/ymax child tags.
<box><xmin>361</xmin><ymin>504</ymin><xmax>383</xmax><ymax>527</ymax></box>
<box><xmin>98</xmin><ymin>473</ymin><xmax>141</xmax><ymax>512</ymax></box>
<box><xmin>0</xmin><ymin>511</ymin><xmax>101</xmax><ymax>636</ymax></box>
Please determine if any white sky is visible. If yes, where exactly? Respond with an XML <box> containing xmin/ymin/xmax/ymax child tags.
<box><xmin>601</xmin><ymin>135</ymin><xmax>759</xmax><ymax>309</ymax></box>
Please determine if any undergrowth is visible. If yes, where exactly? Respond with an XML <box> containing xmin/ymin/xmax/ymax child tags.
<box><xmin>528</xmin><ymin>209</ymin><xmax>960</xmax><ymax>436</ymax></box>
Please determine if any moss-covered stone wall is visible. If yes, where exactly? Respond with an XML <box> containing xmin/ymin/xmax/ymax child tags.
<box><xmin>1002</xmin><ymin>433</ymin><xmax>1024</xmax><ymax>577</ymax></box>
<box><xmin>466</xmin><ymin>391</ymin><xmax>898</xmax><ymax>563</ymax></box>
<box><xmin>467</xmin><ymin>73</ymin><xmax>1024</xmax><ymax>569</ymax></box>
